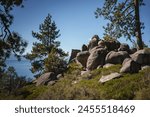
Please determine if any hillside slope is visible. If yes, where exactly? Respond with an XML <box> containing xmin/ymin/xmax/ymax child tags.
<box><xmin>3</xmin><ymin>62</ymin><xmax>149</xmax><ymax>100</ymax></box>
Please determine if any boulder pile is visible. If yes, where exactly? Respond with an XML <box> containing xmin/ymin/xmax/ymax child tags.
<box><xmin>69</xmin><ymin>35</ymin><xmax>150</xmax><ymax>82</ymax></box>
<box><xmin>34</xmin><ymin>72</ymin><xmax>57</xmax><ymax>86</ymax></box>
<box><xmin>36</xmin><ymin>35</ymin><xmax>150</xmax><ymax>86</ymax></box>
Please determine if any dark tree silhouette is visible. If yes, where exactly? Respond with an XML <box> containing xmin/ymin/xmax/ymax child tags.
<box><xmin>95</xmin><ymin>0</ymin><xmax>145</xmax><ymax>49</ymax></box>
<box><xmin>0</xmin><ymin>0</ymin><xmax>27</xmax><ymax>74</ymax></box>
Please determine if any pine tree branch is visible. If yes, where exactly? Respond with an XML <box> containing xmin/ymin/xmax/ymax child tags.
<box><xmin>125</xmin><ymin>10</ymin><xmax>134</xmax><ymax>17</ymax></box>
<box><xmin>122</xmin><ymin>3</ymin><xmax>132</xmax><ymax>14</ymax></box>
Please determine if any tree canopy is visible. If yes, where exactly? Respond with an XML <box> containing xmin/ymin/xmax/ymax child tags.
<box><xmin>95</xmin><ymin>0</ymin><xmax>145</xmax><ymax>49</ymax></box>
<box><xmin>0</xmin><ymin>0</ymin><xmax>27</xmax><ymax>74</ymax></box>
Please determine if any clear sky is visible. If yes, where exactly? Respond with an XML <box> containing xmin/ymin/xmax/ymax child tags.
<box><xmin>10</xmin><ymin>0</ymin><xmax>150</xmax><ymax>54</ymax></box>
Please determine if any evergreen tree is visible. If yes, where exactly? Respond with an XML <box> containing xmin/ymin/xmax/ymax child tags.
<box><xmin>95</xmin><ymin>0</ymin><xmax>145</xmax><ymax>49</ymax></box>
<box><xmin>26</xmin><ymin>14</ymin><xmax>67</xmax><ymax>77</ymax></box>
<box><xmin>0</xmin><ymin>0</ymin><xmax>27</xmax><ymax>74</ymax></box>
<box><xmin>44</xmin><ymin>48</ymin><xmax>67</xmax><ymax>75</ymax></box>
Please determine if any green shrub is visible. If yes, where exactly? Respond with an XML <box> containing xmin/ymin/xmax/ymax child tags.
<box><xmin>2</xmin><ymin>62</ymin><xmax>150</xmax><ymax>100</ymax></box>
<box><xmin>15</xmin><ymin>84</ymin><xmax>47</xmax><ymax>99</ymax></box>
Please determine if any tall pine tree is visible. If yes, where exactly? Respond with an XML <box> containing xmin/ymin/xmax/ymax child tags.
<box><xmin>26</xmin><ymin>14</ymin><xmax>67</xmax><ymax>77</ymax></box>
<box><xmin>95</xmin><ymin>0</ymin><xmax>145</xmax><ymax>49</ymax></box>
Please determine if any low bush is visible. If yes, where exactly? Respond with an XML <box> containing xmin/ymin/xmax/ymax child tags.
<box><xmin>2</xmin><ymin>63</ymin><xmax>150</xmax><ymax>100</ymax></box>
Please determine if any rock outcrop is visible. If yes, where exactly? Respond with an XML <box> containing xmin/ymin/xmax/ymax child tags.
<box><xmin>65</xmin><ymin>35</ymin><xmax>150</xmax><ymax>83</ymax></box>
<box><xmin>82</xmin><ymin>44</ymin><xmax>88</xmax><ymax>51</ymax></box>
<box><xmin>99</xmin><ymin>72</ymin><xmax>122</xmax><ymax>83</ymax></box>
<box><xmin>104</xmin><ymin>40</ymin><xmax>120</xmax><ymax>51</ymax></box>
<box><xmin>88</xmin><ymin>35</ymin><xmax>99</xmax><ymax>51</ymax></box>
<box><xmin>105</xmin><ymin>51</ymin><xmax>130</xmax><ymax>64</ymax></box>
<box><xmin>130</xmin><ymin>48</ymin><xmax>137</xmax><ymax>54</ymax></box>
<box><xmin>76</xmin><ymin>51</ymin><xmax>90</xmax><ymax>68</ymax></box>
<box><xmin>69</xmin><ymin>49</ymin><xmax>80</xmax><ymax>62</ymax></box>
<box><xmin>98</xmin><ymin>40</ymin><xmax>120</xmax><ymax>51</ymax></box>
<box><xmin>87</xmin><ymin>48</ymin><xmax>107</xmax><ymax>70</ymax></box>
<box><xmin>120</xmin><ymin>58</ymin><xmax>141</xmax><ymax>73</ymax></box>
<box><xmin>118</xmin><ymin>43</ymin><xmax>130</xmax><ymax>52</ymax></box>
<box><xmin>35</xmin><ymin>72</ymin><xmax>56</xmax><ymax>86</ymax></box>
<box><xmin>36</xmin><ymin>35</ymin><xmax>150</xmax><ymax>87</ymax></box>
<box><xmin>131</xmin><ymin>48</ymin><xmax>150</xmax><ymax>65</ymax></box>
<box><xmin>98</xmin><ymin>40</ymin><xmax>106</xmax><ymax>48</ymax></box>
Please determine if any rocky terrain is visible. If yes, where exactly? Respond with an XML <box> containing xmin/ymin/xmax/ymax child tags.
<box><xmin>35</xmin><ymin>35</ymin><xmax>150</xmax><ymax>86</ymax></box>
<box><xmin>2</xmin><ymin>35</ymin><xmax>150</xmax><ymax>100</ymax></box>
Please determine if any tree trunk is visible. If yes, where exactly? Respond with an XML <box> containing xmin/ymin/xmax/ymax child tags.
<box><xmin>134</xmin><ymin>0</ymin><xmax>143</xmax><ymax>50</ymax></box>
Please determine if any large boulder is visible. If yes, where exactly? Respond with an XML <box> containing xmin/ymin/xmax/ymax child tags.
<box><xmin>131</xmin><ymin>48</ymin><xmax>150</xmax><ymax>65</ymax></box>
<box><xmin>82</xmin><ymin>44</ymin><xmax>88</xmax><ymax>51</ymax></box>
<box><xmin>69</xmin><ymin>49</ymin><xmax>80</xmax><ymax>62</ymax></box>
<box><xmin>99</xmin><ymin>72</ymin><xmax>122</xmax><ymax>83</ymax></box>
<box><xmin>130</xmin><ymin>48</ymin><xmax>137</xmax><ymax>54</ymax></box>
<box><xmin>98</xmin><ymin>40</ymin><xmax>120</xmax><ymax>51</ymax></box>
<box><xmin>120</xmin><ymin>58</ymin><xmax>141</xmax><ymax>73</ymax></box>
<box><xmin>118</xmin><ymin>43</ymin><xmax>130</xmax><ymax>52</ymax></box>
<box><xmin>35</xmin><ymin>72</ymin><xmax>56</xmax><ymax>86</ymax></box>
<box><xmin>98</xmin><ymin>40</ymin><xmax>106</xmax><ymax>48</ymax></box>
<box><xmin>105</xmin><ymin>51</ymin><xmax>130</xmax><ymax>64</ymax></box>
<box><xmin>88</xmin><ymin>35</ymin><xmax>99</xmax><ymax>51</ymax></box>
<box><xmin>89</xmin><ymin>45</ymin><xmax>106</xmax><ymax>54</ymax></box>
<box><xmin>76</xmin><ymin>51</ymin><xmax>90</xmax><ymax>68</ymax></box>
<box><xmin>104</xmin><ymin>40</ymin><xmax>120</xmax><ymax>51</ymax></box>
<box><xmin>87</xmin><ymin>48</ymin><xmax>107</xmax><ymax>70</ymax></box>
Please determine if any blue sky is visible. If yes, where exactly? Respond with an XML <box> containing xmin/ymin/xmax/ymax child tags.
<box><xmin>11</xmin><ymin>0</ymin><xmax>150</xmax><ymax>54</ymax></box>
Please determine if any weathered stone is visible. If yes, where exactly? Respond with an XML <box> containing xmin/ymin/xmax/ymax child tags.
<box><xmin>57</xmin><ymin>74</ymin><xmax>63</xmax><ymax>79</ymax></box>
<box><xmin>99</xmin><ymin>72</ymin><xmax>122</xmax><ymax>83</ymax></box>
<box><xmin>130</xmin><ymin>48</ymin><xmax>137</xmax><ymax>54</ymax></box>
<box><xmin>87</xmin><ymin>48</ymin><xmax>107</xmax><ymax>70</ymax></box>
<box><xmin>103</xmin><ymin>63</ymin><xmax>115</xmax><ymax>68</ymax></box>
<box><xmin>131</xmin><ymin>48</ymin><xmax>150</xmax><ymax>65</ymax></box>
<box><xmin>48</xmin><ymin>81</ymin><xmax>56</xmax><ymax>86</ymax></box>
<box><xmin>35</xmin><ymin>72</ymin><xmax>56</xmax><ymax>86</ymax></box>
<box><xmin>69</xmin><ymin>49</ymin><xmax>80</xmax><ymax>62</ymax></box>
<box><xmin>88</xmin><ymin>35</ymin><xmax>99</xmax><ymax>50</ymax></box>
<box><xmin>141</xmin><ymin>65</ymin><xmax>150</xmax><ymax>70</ymax></box>
<box><xmin>82</xmin><ymin>44</ymin><xmax>88</xmax><ymax>51</ymax></box>
<box><xmin>98</xmin><ymin>40</ymin><xmax>106</xmax><ymax>48</ymax></box>
<box><xmin>104</xmin><ymin>40</ymin><xmax>120</xmax><ymax>51</ymax></box>
<box><xmin>118</xmin><ymin>43</ymin><xmax>130</xmax><ymax>52</ymax></box>
<box><xmin>105</xmin><ymin>51</ymin><xmax>130</xmax><ymax>64</ymax></box>
<box><xmin>97</xmin><ymin>65</ymin><xmax>103</xmax><ymax>69</ymax></box>
<box><xmin>120</xmin><ymin>58</ymin><xmax>141</xmax><ymax>73</ymax></box>
<box><xmin>76</xmin><ymin>51</ymin><xmax>90</xmax><ymax>68</ymax></box>
<box><xmin>81</xmin><ymin>70</ymin><xmax>90</xmax><ymax>76</ymax></box>
<box><xmin>89</xmin><ymin>45</ymin><xmax>106</xmax><ymax>53</ymax></box>
<box><xmin>98</xmin><ymin>40</ymin><xmax>120</xmax><ymax>51</ymax></box>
